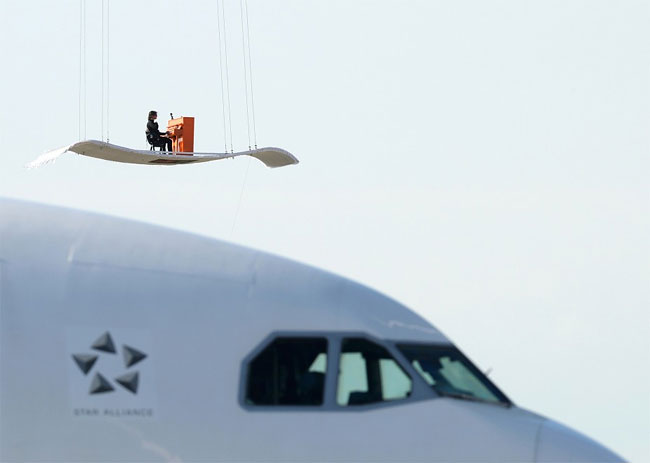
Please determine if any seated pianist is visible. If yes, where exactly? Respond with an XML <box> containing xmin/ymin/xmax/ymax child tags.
<box><xmin>146</xmin><ymin>110</ymin><xmax>173</xmax><ymax>152</ymax></box>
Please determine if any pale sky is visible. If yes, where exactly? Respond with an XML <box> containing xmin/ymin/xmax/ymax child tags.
<box><xmin>1</xmin><ymin>0</ymin><xmax>648</xmax><ymax>461</ymax></box>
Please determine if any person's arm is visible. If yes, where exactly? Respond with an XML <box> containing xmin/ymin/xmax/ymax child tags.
<box><xmin>155</xmin><ymin>122</ymin><xmax>168</xmax><ymax>137</ymax></box>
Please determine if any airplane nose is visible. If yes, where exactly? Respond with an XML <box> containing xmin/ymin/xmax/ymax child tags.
<box><xmin>535</xmin><ymin>419</ymin><xmax>624</xmax><ymax>462</ymax></box>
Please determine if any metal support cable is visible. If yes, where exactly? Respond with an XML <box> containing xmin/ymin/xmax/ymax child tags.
<box><xmin>220</xmin><ymin>0</ymin><xmax>234</xmax><ymax>153</ymax></box>
<box><xmin>243</xmin><ymin>0</ymin><xmax>257</xmax><ymax>149</ymax></box>
<box><xmin>83</xmin><ymin>0</ymin><xmax>87</xmax><ymax>140</ymax></box>
<box><xmin>101</xmin><ymin>0</ymin><xmax>104</xmax><ymax>141</ymax></box>
<box><xmin>239</xmin><ymin>0</ymin><xmax>252</xmax><ymax>150</ymax></box>
<box><xmin>216</xmin><ymin>0</ymin><xmax>229</xmax><ymax>153</ymax></box>
<box><xmin>78</xmin><ymin>0</ymin><xmax>82</xmax><ymax>140</ymax></box>
<box><xmin>106</xmin><ymin>0</ymin><xmax>110</xmax><ymax>142</ymax></box>
<box><xmin>230</xmin><ymin>157</ymin><xmax>252</xmax><ymax>238</ymax></box>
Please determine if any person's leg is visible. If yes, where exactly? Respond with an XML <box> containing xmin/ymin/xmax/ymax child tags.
<box><xmin>158</xmin><ymin>137</ymin><xmax>172</xmax><ymax>152</ymax></box>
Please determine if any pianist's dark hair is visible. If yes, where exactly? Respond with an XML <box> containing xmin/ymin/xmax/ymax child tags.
<box><xmin>148</xmin><ymin>110</ymin><xmax>157</xmax><ymax>119</ymax></box>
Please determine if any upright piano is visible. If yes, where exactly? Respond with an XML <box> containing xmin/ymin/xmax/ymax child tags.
<box><xmin>166</xmin><ymin>116</ymin><xmax>195</xmax><ymax>153</ymax></box>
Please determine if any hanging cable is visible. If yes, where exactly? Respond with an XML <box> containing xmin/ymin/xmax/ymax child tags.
<box><xmin>106</xmin><ymin>0</ymin><xmax>110</xmax><ymax>143</ymax></box>
<box><xmin>216</xmin><ymin>0</ymin><xmax>229</xmax><ymax>153</ymax></box>
<box><xmin>239</xmin><ymin>0</ymin><xmax>252</xmax><ymax>150</ymax></box>
<box><xmin>220</xmin><ymin>0</ymin><xmax>234</xmax><ymax>153</ymax></box>
<box><xmin>230</xmin><ymin>157</ymin><xmax>252</xmax><ymax>237</ymax></box>
<box><xmin>231</xmin><ymin>0</ymin><xmax>258</xmax><ymax>237</ymax></box>
<box><xmin>78</xmin><ymin>0</ymin><xmax>83</xmax><ymax>140</ymax></box>
<box><xmin>243</xmin><ymin>0</ymin><xmax>258</xmax><ymax>149</ymax></box>
<box><xmin>83</xmin><ymin>0</ymin><xmax>87</xmax><ymax>140</ymax></box>
<box><xmin>101</xmin><ymin>0</ymin><xmax>104</xmax><ymax>141</ymax></box>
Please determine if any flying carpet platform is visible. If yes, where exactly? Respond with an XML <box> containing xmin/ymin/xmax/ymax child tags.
<box><xmin>26</xmin><ymin>140</ymin><xmax>299</xmax><ymax>169</ymax></box>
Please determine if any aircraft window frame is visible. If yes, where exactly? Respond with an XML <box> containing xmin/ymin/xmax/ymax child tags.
<box><xmin>239</xmin><ymin>331</ymin><xmax>435</xmax><ymax>411</ymax></box>
<box><xmin>245</xmin><ymin>336</ymin><xmax>329</xmax><ymax>406</ymax></box>
<box><xmin>396</xmin><ymin>343</ymin><xmax>513</xmax><ymax>407</ymax></box>
<box><xmin>337</xmin><ymin>337</ymin><xmax>413</xmax><ymax>406</ymax></box>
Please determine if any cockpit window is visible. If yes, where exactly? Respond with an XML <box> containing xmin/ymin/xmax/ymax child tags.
<box><xmin>397</xmin><ymin>344</ymin><xmax>510</xmax><ymax>405</ymax></box>
<box><xmin>337</xmin><ymin>338</ymin><xmax>412</xmax><ymax>406</ymax></box>
<box><xmin>246</xmin><ymin>337</ymin><xmax>327</xmax><ymax>406</ymax></box>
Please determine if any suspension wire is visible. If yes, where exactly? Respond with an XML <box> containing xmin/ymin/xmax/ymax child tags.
<box><xmin>231</xmin><ymin>0</ymin><xmax>258</xmax><ymax>237</ymax></box>
<box><xmin>78</xmin><ymin>0</ymin><xmax>82</xmax><ymax>140</ymax></box>
<box><xmin>83</xmin><ymin>0</ymin><xmax>87</xmax><ymax>140</ymax></box>
<box><xmin>216</xmin><ymin>0</ymin><xmax>229</xmax><ymax>153</ymax></box>
<box><xmin>239</xmin><ymin>0</ymin><xmax>252</xmax><ymax>150</ymax></box>
<box><xmin>230</xmin><ymin>157</ymin><xmax>252</xmax><ymax>237</ymax></box>
<box><xmin>101</xmin><ymin>0</ymin><xmax>104</xmax><ymax>141</ymax></box>
<box><xmin>220</xmin><ymin>0</ymin><xmax>234</xmax><ymax>153</ymax></box>
<box><xmin>243</xmin><ymin>0</ymin><xmax>257</xmax><ymax>149</ymax></box>
<box><xmin>106</xmin><ymin>0</ymin><xmax>110</xmax><ymax>143</ymax></box>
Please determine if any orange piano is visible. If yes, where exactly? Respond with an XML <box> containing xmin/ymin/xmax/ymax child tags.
<box><xmin>166</xmin><ymin>116</ymin><xmax>195</xmax><ymax>153</ymax></box>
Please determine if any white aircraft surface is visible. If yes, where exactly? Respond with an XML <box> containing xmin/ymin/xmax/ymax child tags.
<box><xmin>0</xmin><ymin>198</ymin><xmax>623</xmax><ymax>462</ymax></box>
<box><xmin>26</xmin><ymin>140</ymin><xmax>299</xmax><ymax>169</ymax></box>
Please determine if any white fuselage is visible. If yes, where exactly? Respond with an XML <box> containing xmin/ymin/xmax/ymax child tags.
<box><xmin>0</xmin><ymin>199</ymin><xmax>622</xmax><ymax>462</ymax></box>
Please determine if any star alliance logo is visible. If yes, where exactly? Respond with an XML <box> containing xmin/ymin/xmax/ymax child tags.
<box><xmin>72</xmin><ymin>331</ymin><xmax>148</xmax><ymax>395</ymax></box>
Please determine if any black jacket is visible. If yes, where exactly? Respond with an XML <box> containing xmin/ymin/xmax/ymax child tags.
<box><xmin>146</xmin><ymin>119</ymin><xmax>164</xmax><ymax>141</ymax></box>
